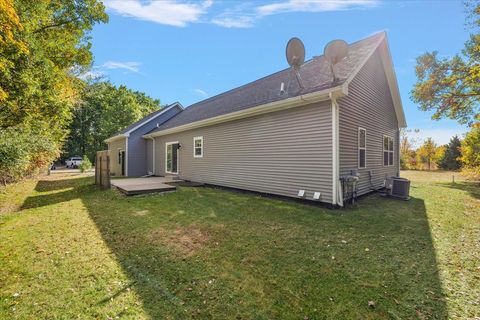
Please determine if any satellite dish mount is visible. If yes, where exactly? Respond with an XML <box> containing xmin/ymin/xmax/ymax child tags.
<box><xmin>323</xmin><ymin>39</ymin><xmax>349</xmax><ymax>84</ymax></box>
<box><xmin>286</xmin><ymin>37</ymin><xmax>306</xmax><ymax>91</ymax></box>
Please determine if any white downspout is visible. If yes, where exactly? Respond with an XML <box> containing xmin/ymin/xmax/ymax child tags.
<box><xmin>125</xmin><ymin>136</ymin><xmax>129</xmax><ymax>176</ymax></box>
<box><xmin>329</xmin><ymin>92</ymin><xmax>342</xmax><ymax>207</ymax></box>
<box><xmin>150</xmin><ymin>137</ymin><xmax>155</xmax><ymax>174</ymax></box>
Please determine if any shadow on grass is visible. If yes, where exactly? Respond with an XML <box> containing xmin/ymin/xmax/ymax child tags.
<box><xmin>437</xmin><ymin>181</ymin><xmax>480</xmax><ymax>200</ymax></box>
<box><xmin>21</xmin><ymin>176</ymin><xmax>449</xmax><ymax>319</ymax></box>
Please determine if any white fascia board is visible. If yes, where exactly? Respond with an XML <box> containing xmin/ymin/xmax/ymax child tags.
<box><xmin>343</xmin><ymin>32</ymin><xmax>385</xmax><ymax>88</ymax></box>
<box><xmin>379</xmin><ymin>38</ymin><xmax>407</xmax><ymax>128</ymax></box>
<box><xmin>143</xmin><ymin>86</ymin><xmax>345</xmax><ymax>138</ymax></box>
<box><xmin>122</xmin><ymin>103</ymin><xmax>182</xmax><ymax>135</ymax></box>
<box><xmin>104</xmin><ymin>134</ymin><xmax>128</xmax><ymax>143</ymax></box>
<box><xmin>104</xmin><ymin>102</ymin><xmax>183</xmax><ymax>143</ymax></box>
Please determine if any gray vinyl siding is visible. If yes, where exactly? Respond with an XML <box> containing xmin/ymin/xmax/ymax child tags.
<box><xmin>107</xmin><ymin>138</ymin><xmax>126</xmax><ymax>176</ymax></box>
<box><xmin>153</xmin><ymin>102</ymin><xmax>334</xmax><ymax>203</ymax></box>
<box><xmin>338</xmin><ymin>48</ymin><xmax>400</xmax><ymax>196</ymax></box>
<box><xmin>127</xmin><ymin>106</ymin><xmax>181</xmax><ymax>176</ymax></box>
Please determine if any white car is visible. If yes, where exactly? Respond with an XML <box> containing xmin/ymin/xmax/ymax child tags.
<box><xmin>66</xmin><ymin>157</ymin><xmax>83</xmax><ymax>168</ymax></box>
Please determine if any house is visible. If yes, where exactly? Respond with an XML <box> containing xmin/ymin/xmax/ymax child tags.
<box><xmin>104</xmin><ymin>102</ymin><xmax>183</xmax><ymax>176</ymax></box>
<box><xmin>105</xmin><ymin>32</ymin><xmax>406</xmax><ymax>206</ymax></box>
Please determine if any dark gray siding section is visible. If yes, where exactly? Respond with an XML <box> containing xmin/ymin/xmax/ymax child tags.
<box><xmin>338</xmin><ymin>49</ymin><xmax>400</xmax><ymax>196</ymax></box>
<box><xmin>154</xmin><ymin>102</ymin><xmax>334</xmax><ymax>203</ymax></box>
<box><xmin>127</xmin><ymin>106</ymin><xmax>181</xmax><ymax>176</ymax></box>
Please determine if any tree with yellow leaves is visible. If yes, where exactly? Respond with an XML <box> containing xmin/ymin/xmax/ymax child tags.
<box><xmin>411</xmin><ymin>1</ymin><xmax>479</xmax><ymax>128</ymax></box>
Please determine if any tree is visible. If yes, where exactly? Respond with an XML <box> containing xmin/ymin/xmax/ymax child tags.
<box><xmin>0</xmin><ymin>0</ymin><xmax>28</xmax><ymax>102</ymax></box>
<box><xmin>416</xmin><ymin>138</ymin><xmax>438</xmax><ymax>170</ymax></box>
<box><xmin>400</xmin><ymin>128</ymin><xmax>420</xmax><ymax>169</ymax></box>
<box><xmin>460</xmin><ymin>128</ymin><xmax>480</xmax><ymax>180</ymax></box>
<box><xmin>460</xmin><ymin>128</ymin><xmax>480</xmax><ymax>168</ymax></box>
<box><xmin>0</xmin><ymin>0</ymin><xmax>107</xmax><ymax>183</ymax></box>
<box><xmin>64</xmin><ymin>81</ymin><xmax>162</xmax><ymax>162</ymax></box>
<box><xmin>437</xmin><ymin>135</ymin><xmax>462</xmax><ymax>170</ymax></box>
<box><xmin>1</xmin><ymin>0</ymin><xmax>108</xmax><ymax>138</ymax></box>
<box><xmin>411</xmin><ymin>2</ymin><xmax>480</xmax><ymax>127</ymax></box>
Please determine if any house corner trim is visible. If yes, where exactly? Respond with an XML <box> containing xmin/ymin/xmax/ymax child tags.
<box><xmin>330</xmin><ymin>93</ymin><xmax>341</xmax><ymax>206</ymax></box>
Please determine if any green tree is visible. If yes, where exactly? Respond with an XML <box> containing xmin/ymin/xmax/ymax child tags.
<box><xmin>0</xmin><ymin>126</ymin><xmax>59</xmax><ymax>185</ymax></box>
<box><xmin>411</xmin><ymin>2</ymin><xmax>480</xmax><ymax>127</ymax></box>
<box><xmin>460</xmin><ymin>128</ymin><xmax>480</xmax><ymax>168</ymax></box>
<box><xmin>0</xmin><ymin>0</ymin><xmax>107</xmax><ymax>183</ymax></box>
<box><xmin>400</xmin><ymin>128</ymin><xmax>420</xmax><ymax>169</ymax></box>
<box><xmin>460</xmin><ymin>128</ymin><xmax>480</xmax><ymax>180</ymax></box>
<box><xmin>1</xmin><ymin>0</ymin><xmax>108</xmax><ymax>137</ymax></box>
<box><xmin>416</xmin><ymin>138</ymin><xmax>438</xmax><ymax>170</ymax></box>
<box><xmin>64</xmin><ymin>81</ymin><xmax>162</xmax><ymax>161</ymax></box>
<box><xmin>437</xmin><ymin>135</ymin><xmax>462</xmax><ymax>170</ymax></box>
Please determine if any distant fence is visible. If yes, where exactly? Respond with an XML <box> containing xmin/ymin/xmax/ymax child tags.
<box><xmin>95</xmin><ymin>150</ymin><xmax>111</xmax><ymax>188</ymax></box>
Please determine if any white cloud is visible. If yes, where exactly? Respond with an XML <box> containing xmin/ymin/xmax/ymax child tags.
<box><xmin>78</xmin><ymin>69</ymin><xmax>105</xmax><ymax>80</ymax></box>
<box><xmin>104</xmin><ymin>0</ymin><xmax>212</xmax><ymax>27</ymax></box>
<box><xmin>102</xmin><ymin>61</ymin><xmax>141</xmax><ymax>73</ymax></box>
<box><xmin>211</xmin><ymin>16</ymin><xmax>254</xmax><ymax>28</ymax></box>
<box><xmin>104</xmin><ymin>0</ymin><xmax>380</xmax><ymax>28</ymax></box>
<box><xmin>211</xmin><ymin>0</ymin><xmax>380</xmax><ymax>29</ymax></box>
<box><xmin>193</xmin><ymin>88</ymin><xmax>209</xmax><ymax>98</ymax></box>
<box><xmin>256</xmin><ymin>0</ymin><xmax>380</xmax><ymax>16</ymax></box>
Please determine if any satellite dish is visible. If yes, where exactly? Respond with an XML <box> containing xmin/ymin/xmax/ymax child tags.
<box><xmin>324</xmin><ymin>39</ymin><xmax>349</xmax><ymax>64</ymax></box>
<box><xmin>286</xmin><ymin>37</ymin><xmax>305</xmax><ymax>69</ymax></box>
<box><xmin>285</xmin><ymin>37</ymin><xmax>306</xmax><ymax>91</ymax></box>
<box><xmin>324</xmin><ymin>39</ymin><xmax>349</xmax><ymax>83</ymax></box>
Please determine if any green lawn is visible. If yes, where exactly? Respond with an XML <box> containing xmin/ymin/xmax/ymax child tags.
<box><xmin>0</xmin><ymin>171</ymin><xmax>478</xmax><ymax>319</ymax></box>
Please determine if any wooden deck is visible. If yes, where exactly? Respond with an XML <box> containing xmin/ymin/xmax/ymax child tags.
<box><xmin>111</xmin><ymin>177</ymin><xmax>179</xmax><ymax>196</ymax></box>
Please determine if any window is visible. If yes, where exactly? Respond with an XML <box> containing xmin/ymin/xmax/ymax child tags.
<box><xmin>383</xmin><ymin>135</ymin><xmax>394</xmax><ymax>166</ymax></box>
<box><xmin>358</xmin><ymin>128</ymin><xmax>366</xmax><ymax>168</ymax></box>
<box><xmin>165</xmin><ymin>142</ymin><xmax>179</xmax><ymax>174</ymax></box>
<box><xmin>193</xmin><ymin>136</ymin><xmax>203</xmax><ymax>158</ymax></box>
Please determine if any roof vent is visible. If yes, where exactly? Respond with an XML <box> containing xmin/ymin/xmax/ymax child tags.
<box><xmin>156</xmin><ymin>123</ymin><xmax>160</xmax><ymax>128</ymax></box>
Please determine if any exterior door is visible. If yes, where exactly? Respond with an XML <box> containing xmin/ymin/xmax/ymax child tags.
<box><xmin>121</xmin><ymin>151</ymin><xmax>126</xmax><ymax>176</ymax></box>
<box><xmin>166</xmin><ymin>142</ymin><xmax>179</xmax><ymax>174</ymax></box>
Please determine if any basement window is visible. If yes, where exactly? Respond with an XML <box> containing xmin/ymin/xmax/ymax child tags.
<box><xmin>193</xmin><ymin>136</ymin><xmax>203</xmax><ymax>158</ymax></box>
<box><xmin>383</xmin><ymin>135</ymin><xmax>394</xmax><ymax>166</ymax></box>
<box><xmin>358</xmin><ymin>128</ymin><xmax>366</xmax><ymax>169</ymax></box>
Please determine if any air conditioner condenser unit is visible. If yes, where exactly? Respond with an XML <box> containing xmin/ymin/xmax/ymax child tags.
<box><xmin>388</xmin><ymin>177</ymin><xmax>410</xmax><ymax>200</ymax></box>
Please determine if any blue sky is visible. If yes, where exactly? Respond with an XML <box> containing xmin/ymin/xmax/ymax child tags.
<box><xmin>89</xmin><ymin>0</ymin><xmax>471</xmax><ymax>145</ymax></box>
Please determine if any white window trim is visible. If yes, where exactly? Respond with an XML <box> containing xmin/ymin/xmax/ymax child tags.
<box><xmin>165</xmin><ymin>141</ymin><xmax>179</xmax><ymax>174</ymax></box>
<box><xmin>383</xmin><ymin>135</ymin><xmax>394</xmax><ymax>167</ymax></box>
<box><xmin>358</xmin><ymin>127</ymin><xmax>367</xmax><ymax>169</ymax></box>
<box><xmin>193</xmin><ymin>136</ymin><xmax>203</xmax><ymax>158</ymax></box>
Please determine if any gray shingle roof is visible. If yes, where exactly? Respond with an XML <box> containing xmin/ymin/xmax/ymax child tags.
<box><xmin>150</xmin><ymin>32</ymin><xmax>385</xmax><ymax>133</ymax></box>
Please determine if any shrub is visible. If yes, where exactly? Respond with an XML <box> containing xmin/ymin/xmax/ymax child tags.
<box><xmin>0</xmin><ymin>126</ymin><xmax>59</xmax><ymax>185</ymax></box>
<box><xmin>78</xmin><ymin>155</ymin><xmax>92</xmax><ymax>173</ymax></box>
<box><xmin>461</xmin><ymin>166</ymin><xmax>480</xmax><ymax>181</ymax></box>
